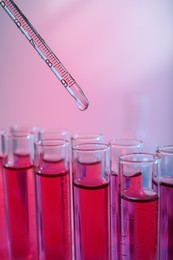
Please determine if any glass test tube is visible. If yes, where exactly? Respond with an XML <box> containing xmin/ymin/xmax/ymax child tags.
<box><xmin>0</xmin><ymin>130</ymin><xmax>8</xmax><ymax>259</ymax></box>
<box><xmin>156</xmin><ymin>145</ymin><xmax>173</xmax><ymax>259</ymax></box>
<box><xmin>70</xmin><ymin>134</ymin><xmax>104</xmax><ymax>259</ymax></box>
<box><xmin>34</xmin><ymin>139</ymin><xmax>72</xmax><ymax>260</ymax></box>
<box><xmin>72</xmin><ymin>143</ymin><xmax>110</xmax><ymax>260</ymax></box>
<box><xmin>109</xmin><ymin>139</ymin><xmax>143</xmax><ymax>260</ymax></box>
<box><xmin>119</xmin><ymin>153</ymin><xmax>160</xmax><ymax>260</ymax></box>
<box><xmin>71</xmin><ymin>133</ymin><xmax>105</xmax><ymax>260</ymax></box>
<box><xmin>3</xmin><ymin>132</ymin><xmax>39</xmax><ymax>259</ymax></box>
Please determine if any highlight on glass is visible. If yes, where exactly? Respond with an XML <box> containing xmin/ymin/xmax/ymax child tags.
<box><xmin>34</xmin><ymin>139</ymin><xmax>72</xmax><ymax>260</ymax></box>
<box><xmin>119</xmin><ymin>153</ymin><xmax>160</xmax><ymax>260</ymax></box>
<box><xmin>72</xmin><ymin>143</ymin><xmax>110</xmax><ymax>260</ymax></box>
<box><xmin>2</xmin><ymin>131</ymin><xmax>39</xmax><ymax>259</ymax></box>
<box><xmin>109</xmin><ymin>139</ymin><xmax>143</xmax><ymax>260</ymax></box>
<box><xmin>156</xmin><ymin>145</ymin><xmax>173</xmax><ymax>259</ymax></box>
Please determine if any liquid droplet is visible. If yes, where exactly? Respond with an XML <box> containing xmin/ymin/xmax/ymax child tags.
<box><xmin>76</xmin><ymin>99</ymin><xmax>89</xmax><ymax>111</ymax></box>
<box><xmin>66</xmin><ymin>83</ymin><xmax>89</xmax><ymax>111</ymax></box>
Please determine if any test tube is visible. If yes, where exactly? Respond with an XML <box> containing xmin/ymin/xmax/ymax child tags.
<box><xmin>109</xmin><ymin>139</ymin><xmax>143</xmax><ymax>259</ymax></box>
<box><xmin>156</xmin><ymin>145</ymin><xmax>173</xmax><ymax>259</ymax></box>
<box><xmin>0</xmin><ymin>130</ymin><xmax>8</xmax><ymax>259</ymax></box>
<box><xmin>3</xmin><ymin>132</ymin><xmax>39</xmax><ymax>259</ymax></box>
<box><xmin>119</xmin><ymin>153</ymin><xmax>160</xmax><ymax>259</ymax></box>
<box><xmin>34</xmin><ymin>139</ymin><xmax>72</xmax><ymax>260</ymax></box>
<box><xmin>71</xmin><ymin>133</ymin><xmax>104</xmax><ymax>259</ymax></box>
<box><xmin>72</xmin><ymin>143</ymin><xmax>110</xmax><ymax>260</ymax></box>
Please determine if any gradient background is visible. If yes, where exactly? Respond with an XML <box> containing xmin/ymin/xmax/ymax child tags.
<box><xmin>0</xmin><ymin>0</ymin><xmax>172</xmax><ymax>151</ymax></box>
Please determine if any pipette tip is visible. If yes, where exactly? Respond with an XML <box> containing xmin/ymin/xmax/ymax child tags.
<box><xmin>67</xmin><ymin>83</ymin><xmax>89</xmax><ymax>111</ymax></box>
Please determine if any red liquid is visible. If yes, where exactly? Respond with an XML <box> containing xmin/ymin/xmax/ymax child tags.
<box><xmin>35</xmin><ymin>160</ymin><xmax>72</xmax><ymax>260</ymax></box>
<box><xmin>160</xmin><ymin>177</ymin><xmax>173</xmax><ymax>259</ymax></box>
<box><xmin>3</xmin><ymin>162</ymin><xmax>38</xmax><ymax>259</ymax></box>
<box><xmin>73</xmin><ymin>162</ymin><xmax>110</xmax><ymax>260</ymax></box>
<box><xmin>110</xmin><ymin>172</ymin><xmax>120</xmax><ymax>260</ymax></box>
<box><xmin>0</xmin><ymin>157</ymin><xmax>8</xmax><ymax>259</ymax></box>
<box><xmin>120</xmin><ymin>174</ymin><xmax>159</xmax><ymax>260</ymax></box>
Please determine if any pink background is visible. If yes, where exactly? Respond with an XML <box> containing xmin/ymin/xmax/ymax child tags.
<box><xmin>0</xmin><ymin>0</ymin><xmax>172</xmax><ymax>151</ymax></box>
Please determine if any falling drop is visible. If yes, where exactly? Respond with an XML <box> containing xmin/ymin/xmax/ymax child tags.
<box><xmin>66</xmin><ymin>83</ymin><xmax>89</xmax><ymax>111</ymax></box>
<box><xmin>76</xmin><ymin>99</ymin><xmax>89</xmax><ymax>111</ymax></box>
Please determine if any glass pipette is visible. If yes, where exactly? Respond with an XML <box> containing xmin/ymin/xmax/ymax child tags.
<box><xmin>0</xmin><ymin>0</ymin><xmax>89</xmax><ymax>111</ymax></box>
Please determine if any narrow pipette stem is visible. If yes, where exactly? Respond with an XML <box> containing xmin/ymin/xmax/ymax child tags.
<box><xmin>0</xmin><ymin>0</ymin><xmax>89</xmax><ymax>111</ymax></box>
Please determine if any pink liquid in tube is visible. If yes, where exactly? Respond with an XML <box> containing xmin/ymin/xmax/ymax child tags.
<box><xmin>3</xmin><ymin>162</ymin><xmax>38</xmax><ymax>259</ymax></box>
<box><xmin>159</xmin><ymin>177</ymin><xmax>173</xmax><ymax>259</ymax></box>
<box><xmin>120</xmin><ymin>173</ymin><xmax>159</xmax><ymax>260</ymax></box>
<box><xmin>36</xmin><ymin>159</ymin><xmax>72</xmax><ymax>260</ymax></box>
<box><xmin>73</xmin><ymin>161</ymin><xmax>110</xmax><ymax>260</ymax></box>
<box><xmin>0</xmin><ymin>157</ymin><xmax>8</xmax><ymax>259</ymax></box>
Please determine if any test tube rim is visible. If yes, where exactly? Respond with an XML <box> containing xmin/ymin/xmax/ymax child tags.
<box><xmin>3</xmin><ymin>131</ymin><xmax>34</xmax><ymax>139</ymax></box>
<box><xmin>72</xmin><ymin>142</ymin><xmax>109</xmax><ymax>152</ymax></box>
<box><xmin>119</xmin><ymin>152</ymin><xmax>160</xmax><ymax>164</ymax></box>
<box><xmin>35</xmin><ymin>138</ymin><xmax>69</xmax><ymax>147</ymax></box>
<box><xmin>109</xmin><ymin>138</ymin><xmax>143</xmax><ymax>148</ymax></box>
<box><xmin>71</xmin><ymin>132</ymin><xmax>104</xmax><ymax>139</ymax></box>
<box><xmin>156</xmin><ymin>145</ymin><xmax>173</xmax><ymax>155</ymax></box>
